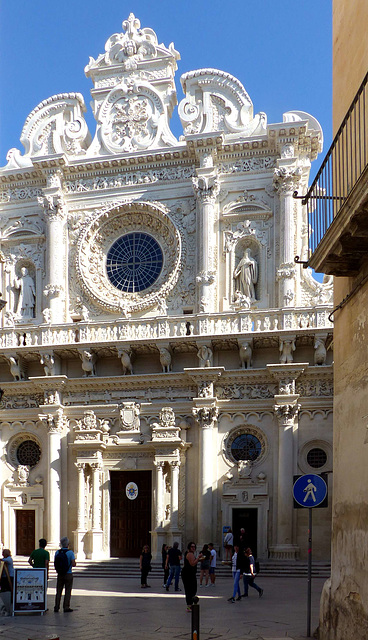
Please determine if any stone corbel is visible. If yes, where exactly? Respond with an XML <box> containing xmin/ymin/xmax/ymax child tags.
<box><xmin>267</xmin><ymin>363</ymin><xmax>307</xmax><ymax>397</ymax></box>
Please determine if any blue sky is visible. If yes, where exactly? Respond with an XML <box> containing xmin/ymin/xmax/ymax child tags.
<box><xmin>0</xmin><ymin>0</ymin><xmax>332</xmax><ymax>177</ymax></box>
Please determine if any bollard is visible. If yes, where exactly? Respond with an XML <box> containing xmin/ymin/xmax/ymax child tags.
<box><xmin>191</xmin><ymin>595</ymin><xmax>200</xmax><ymax>640</ymax></box>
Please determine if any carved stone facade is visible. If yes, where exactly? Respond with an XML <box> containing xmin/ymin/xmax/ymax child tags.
<box><xmin>0</xmin><ymin>14</ymin><xmax>333</xmax><ymax>562</ymax></box>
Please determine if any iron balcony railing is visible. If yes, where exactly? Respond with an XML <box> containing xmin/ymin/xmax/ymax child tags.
<box><xmin>295</xmin><ymin>71</ymin><xmax>368</xmax><ymax>259</ymax></box>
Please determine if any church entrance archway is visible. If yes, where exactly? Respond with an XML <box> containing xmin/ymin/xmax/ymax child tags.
<box><xmin>16</xmin><ymin>510</ymin><xmax>35</xmax><ymax>556</ymax></box>
<box><xmin>232</xmin><ymin>508</ymin><xmax>258</xmax><ymax>558</ymax></box>
<box><xmin>110</xmin><ymin>470</ymin><xmax>152</xmax><ymax>557</ymax></box>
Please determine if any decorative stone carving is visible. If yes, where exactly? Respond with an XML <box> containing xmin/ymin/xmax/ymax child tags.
<box><xmin>40</xmin><ymin>353</ymin><xmax>59</xmax><ymax>376</ymax></box>
<box><xmin>15</xmin><ymin>465</ymin><xmax>30</xmax><ymax>486</ymax></box>
<box><xmin>224</xmin><ymin>220</ymin><xmax>256</xmax><ymax>252</ymax></box>
<box><xmin>80</xmin><ymin>350</ymin><xmax>96</xmax><ymax>377</ymax></box>
<box><xmin>76</xmin><ymin>201</ymin><xmax>183</xmax><ymax>314</ymax></box>
<box><xmin>14</xmin><ymin>267</ymin><xmax>36</xmax><ymax>319</ymax></box>
<box><xmin>239</xmin><ymin>341</ymin><xmax>253</xmax><ymax>369</ymax></box>
<box><xmin>7</xmin><ymin>356</ymin><xmax>26</xmax><ymax>381</ymax></box>
<box><xmin>233</xmin><ymin>248</ymin><xmax>258</xmax><ymax>303</ymax></box>
<box><xmin>151</xmin><ymin>407</ymin><xmax>180</xmax><ymax>440</ymax></box>
<box><xmin>74</xmin><ymin>410</ymin><xmax>110</xmax><ymax>441</ymax></box>
<box><xmin>42</xmin><ymin>308</ymin><xmax>52</xmax><ymax>324</ymax></box>
<box><xmin>118</xmin><ymin>349</ymin><xmax>133</xmax><ymax>375</ymax></box>
<box><xmin>314</xmin><ymin>337</ymin><xmax>327</xmax><ymax>365</ymax></box>
<box><xmin>85</xmin><ymin>13</ymin><xmax>179</xmax><ymax>156</ymax></box>
<box><xmin>192</xmin><ymin>406</ymin><xmax>218</xmax><ymax>428</ymax></box>
<box><xmin>274</xmin><ymin>403</ymin><xmax>300</xmax><ymax>425</ymax></box>
<box><xmin>119</xmin><ymin>402</ymin><xmax>140</xmax><ymax>431</ymax></box>
<box><xmin>179</xmin><ymin>68</ymin><xmax>266</xmax><ymax>137</ymax></box>
<box><xmin>273</xmin><ymin>166</ymin><xmax>302</xmax><ymax>195</ymax></box>
<box><xmin>279</xmin><ymin>339</ymin><xmax>296</xmax><ymax>364</ymax></box>
<box><xmin>4</xmin><ymin>93</ymin><xmax>90</xmax><ymax>169</ymax></box>
<box><xmin>238</xmin><ymin>460</ymin><xmax>252</xmax><ymax>478</ymax></box>
<box><xmin>192</xmin><ymin>175</ymin><xmax>220</xmax><ymax>204</ymax></box>
<box><xmin>197</xmin><ymin>345</ymin><xmax>213</xmax><ymax>368</ymax></box>
<box><xmin>159</xmin><ymin>347</ymin><xmax>172</xmax><ymax>373</ymax></box>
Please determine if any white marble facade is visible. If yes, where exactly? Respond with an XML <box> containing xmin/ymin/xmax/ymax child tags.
<box><xmin>0</xmin><ymin>15</ymin><xmax>333</xmax><ymax>561</ymax></box>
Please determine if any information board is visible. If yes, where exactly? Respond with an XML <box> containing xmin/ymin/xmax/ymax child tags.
<box><xmin>13</xmin><ymin>568</ymin><xmax>47</xmax><ymax>614</ymax></box>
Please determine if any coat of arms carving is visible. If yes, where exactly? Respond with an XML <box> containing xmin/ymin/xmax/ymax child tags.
<box><xmin>119</xmin><ymin>402</ymin><xmax>140</xmax><ymax>431</ymax></box>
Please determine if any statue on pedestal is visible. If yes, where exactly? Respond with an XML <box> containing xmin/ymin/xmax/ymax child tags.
<box><xmin>233</xmin><ymin>248</ymin><xmax>258</xmax><ymax>303</ymax></box>
<box><xmin>14</xmin><ymin>267</ymin><xmax>36</xmax><ymax>319</ymax></box>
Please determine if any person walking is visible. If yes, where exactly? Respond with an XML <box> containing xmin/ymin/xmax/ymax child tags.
<box><xmin>162</xmin><ymin>544</ymin><xmax>169</xmax><ymax>587</ymax></box>
<box><xmin>228</xmin><ymin>544</ymin><xmax>244</xmax><ymax>603</ymax></box>
<box><xmin>54</xmin><ymin>536</ymin><xmax>76</xmax><ymax>613</ymax></box>
<box><xmin>199</xmin><ymin>543</ymin><xmax>211</xmax><ymax>587</ymax></box>
<box><xmin>181</xmin><ymin>542</ymin><xmax>204</xmax><ymax>612</ymax></box>
<box><xmin>28</xmin><ymin>538</ymin><xmax>50</xmax><ymax>578</ymax></box>
<box><xmin>165</xmin><ymin>541</ymin><xmax>182</xmax><ymax>592</ymax></box>
<box><xmin>242</xmin><ymin>547</ymin><xmax>263</xmax><ymax>598</ymax></box>
<box><xmin>139</xmin><ymin>544</ymin><xmax>152</xmax><ymax>588</ymax></box>
<box><xmin>224</xmin><ymin>529</ymin><xmax>234</xmax><ymax>561</ymax></box>
<box><xmin>208</xmin><ymin>543</ymin><xmax>217</xmax><ymax>586</ymax></box>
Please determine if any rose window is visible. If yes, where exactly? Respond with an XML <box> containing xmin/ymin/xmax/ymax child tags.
<box><xmin>231</xmin><ymin>434</ymin><xmax>262</xmax><ymax>462</ymax></box>
<box><xmin>106</xmin><ymin>232</ymin><xmax>163</xmax><ymax>292</ymax></box>
<box><xmin>16</xmin><ymin>440</ymin><xmax>41</xmax><ymax>467</ymax></box>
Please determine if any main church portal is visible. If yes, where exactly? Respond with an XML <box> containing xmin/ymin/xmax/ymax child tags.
<box><xmin>110</xmin><ymin>471</ymin><xmax>152</xmax><ymax>557</ymax></box>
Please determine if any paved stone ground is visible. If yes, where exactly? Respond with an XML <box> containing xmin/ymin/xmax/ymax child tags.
<box><xmin>0</xmin><ymin>574</ymin><xmax>324</xmax><ymax>639</ymax></box>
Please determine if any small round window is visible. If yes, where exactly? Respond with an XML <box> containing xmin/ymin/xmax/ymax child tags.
<box><xmin>231</xmin><ymin>434</ymin><xmax>262</xmax><ymax>462</ymax></box>
<box><xmin>307</xmin><ymin>447</ymin><xmax>327</xmax><ymax>469</ymax></box>
<box><xmin>106</xmin><ymin>232</ymin><xmax>163</xmax><ymax>293</ymax></box>
<box><xmin>16</xmin><ymin>440</ymin><xmax>41</xmax><ymax>468</ymax></box>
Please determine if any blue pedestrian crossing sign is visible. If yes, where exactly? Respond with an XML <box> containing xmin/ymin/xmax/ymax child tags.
<box><xmin>293</xmin><ymin>474</ymin><xmax>328</xmax><ymax>508</ymax></box>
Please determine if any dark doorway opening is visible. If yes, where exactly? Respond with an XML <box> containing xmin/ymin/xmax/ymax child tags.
<box><xmin>16</xmin><ymin>510</ymin><xmax>35</xmax><ymax>555</ymax></box>
<box><xmin>110</xmin><ymin>470</ymin><xmax>152</xmax><ymax>557</ymax></box>
<box><xmin>232</xmin><ymin>508</ymin><xmax>258</xmax><ymax>558</ymax></box>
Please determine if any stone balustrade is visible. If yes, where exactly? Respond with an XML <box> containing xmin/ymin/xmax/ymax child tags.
<box><xmin>0</xmin><ymin>307</ymin><xmax>332</xmax><ymax>350</ymax></box>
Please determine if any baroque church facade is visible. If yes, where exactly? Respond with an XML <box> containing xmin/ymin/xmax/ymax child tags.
<box><xmin>0</xmin><ymin>15</ymin><xmax>333</xmax><ymax>561</ymax></box>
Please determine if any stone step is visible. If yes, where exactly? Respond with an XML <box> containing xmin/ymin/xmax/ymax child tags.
<box><xmin>14</xmin><ymin>558</ymin><xmax>331</xmax><ymax>579</ymax></box>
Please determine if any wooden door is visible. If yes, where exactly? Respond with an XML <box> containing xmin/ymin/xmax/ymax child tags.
<box><xmin>16</xmin><ymin>510</ymin><xmax>35</xmax><ymax>556</ymax></box>
<box><xmin>232</xmin><ymin>508</ymin><xmax>258</xmax><ymax>558</ymax></box>
<box><xmin>110</xmin><ymin>470</ymin><xmax>152</xmax><ymax>557</ymax></box>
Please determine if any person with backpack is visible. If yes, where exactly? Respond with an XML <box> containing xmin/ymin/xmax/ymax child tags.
<box><xmin>242</xmin><ymin>547</ymin><xmax>263</xmax><ymax>598</ymax></box>
<box><xmin>54</xmin><ymin>536</ymin><xmax>76</xmax><ymax>613</ymax></box>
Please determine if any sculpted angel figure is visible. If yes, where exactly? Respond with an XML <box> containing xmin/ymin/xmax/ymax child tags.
<box><xmin>233</xmin><ymin>248</ymin><xmax>258</xmax><ymax>302</ymax></box>
<box><xmin>14</xmin><ymin>267</ymin><xmax>36</xmax><ymax>319</ymax></box>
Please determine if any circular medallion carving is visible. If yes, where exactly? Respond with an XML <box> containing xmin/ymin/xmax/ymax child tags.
<box><xmin>77</xmin><ymin>201</ymin><xmax>183</xmax><ymax>313</ymax></box>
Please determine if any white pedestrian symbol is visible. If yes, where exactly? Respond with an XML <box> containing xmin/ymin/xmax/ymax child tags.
<box><xmin>303</xmin><ymin>478</ymin><xmax>317</xmax><ymax>502</ymax></box>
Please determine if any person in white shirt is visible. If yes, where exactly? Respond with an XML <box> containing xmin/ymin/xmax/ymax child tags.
<box><xmin>208</xmin><ymin>543</ymin><xmax>216</xmax><ymax>586</ymax></box>
<box><xmin>224</xmin><ymin>528</ymin><xmax>234</xmax><ymax>561</ymax></box>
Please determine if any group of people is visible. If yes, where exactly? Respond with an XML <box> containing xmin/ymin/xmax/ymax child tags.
<box><xmin>0</xmin><ymin>536</ymin><xmax>76</xmax><ymax>616</ymax></box>
<box><xmin>228</xmin><ymin>546</ymin><xmax>263</xmax><ymax>603</ymax></box>
<box><xmin>140</xmin><ymin>541</ymin><xmax>217</xmax><ymax>612</ymax></box>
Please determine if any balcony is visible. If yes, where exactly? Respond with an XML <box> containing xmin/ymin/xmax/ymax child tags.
<box><xmin>296</xmin><ymin>72</ymin><xmax>368</xmax><ymax>276</ymax></box>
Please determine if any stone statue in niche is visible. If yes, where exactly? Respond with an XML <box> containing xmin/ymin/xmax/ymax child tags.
<box><xmin>159</xmin><ymin>347</ymin><xmax>172</xmax><ymax>373</ymax></box>
<box><xmin>233</xmin><ymin>248</ymin><xmax>258</xmax><ymax>303</ymax></box>
<box><xmin>80</xmin><ymin>350</ymin><xmax>96</xmax><ymax>376</ymax></box>
<box><xmin>119</xmin><ymin>349</ymin><xmax>133</xmax><ymax>375</ymax></box>
<box><xmin>197</xmin><ymin>345</ymin><xmax>213</xmax><ymax>368</ymax></box>
<box><xmin>279</xmin><ymin>339</ymin><xmax>296</xmax><ymax>364</ymax></box>
<box><xmin>14</xmin><ymin>267</ymin><xmax>36</xmax><ymax>319</ymax></box>
<box><xmin>314</xmin><ymin>337</ymin><xmax>327</xmax><ymax>365</ymax></box>
<box><xmin>239</xmin><ymin>341</ymin><xmax>253</xmax><ymax>369</ymax></box>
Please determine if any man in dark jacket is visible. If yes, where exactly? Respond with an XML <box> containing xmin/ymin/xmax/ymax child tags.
<box><xmin>165</xmin><ymin>542</ymin><xmax>182</xmax><ymax>591</ymax></box>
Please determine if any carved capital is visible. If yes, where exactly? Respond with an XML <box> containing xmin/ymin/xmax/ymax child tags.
<box><xmin>192</xmin><ymin>175</ymin><xmax>220</xmax><ymax>204</ymax></box>
<box><xmin>273</xmin><ymin>166</ymin><xmax>302</xmax><ymax>195</ymax></box>
<box><xmin>75</xmin><ymin>462</ymin><xmax>86</xmax><ymax>472</ymax></box>
<box><xmin>38</xmin><ymin>193</ymin><xmax>67</xmax><ymax>221</ymax></box>
<box><xmin>90</xmin><ymin>462</ymin><xmax>103</xmax><ymax>472</ymax></box>
<box><xmin>276</xmin><ymin>262</ymin><xmax>297</xmax><ymax>280</ymax></box>
<box><xmin>192</xmin><ymin>405</ymin><xmax>218</xmax><ymax>428</ymax></box>
<box><xmin>274</xmin><ymin>403</ymin><xmax>300</xmax><ymax>425</ymax></box>
<box><xmin>196</xmin><ymin>270</ymin><xmax>216</xmax><ymax>285</ymax></box>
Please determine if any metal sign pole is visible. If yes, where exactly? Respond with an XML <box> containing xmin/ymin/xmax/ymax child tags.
<box><xmin>191</xmin><ymin>597</ymin><xmax>200</xmax><ymax>640</ymax></box>
<box><xmin>307</xmin><ymin>507</ymin><xmax>312</xmax><ymax>637</ymax></box>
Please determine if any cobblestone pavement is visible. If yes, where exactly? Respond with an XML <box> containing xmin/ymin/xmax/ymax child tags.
<box><xmin>0</xmin><ymin>574</ymin><xmax>324</xmax><ymax>639</ymax></box>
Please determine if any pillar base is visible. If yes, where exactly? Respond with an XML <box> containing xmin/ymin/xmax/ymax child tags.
<box><xmin>269</xmin><ymin>544</ymin><xmax>300</xmax><ymax>560</ymax></box>
<box><xmin>73</xmin><ymin>530</ymin><xmax>87</xmax><ymax>561</ymax></box>
<box><xmin>150</xmin><ymin>527</ymin><xmax>166</xmax><ymax>562</ymax></box>
<box><xmin>88</xmin><ymin>530</ymin><xmax>104</xmax><ymax>560</ymax></box>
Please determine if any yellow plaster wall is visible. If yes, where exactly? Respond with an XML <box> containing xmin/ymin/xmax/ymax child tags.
<box><xmin>332</xmin><ymin>0</ymin><xmax>368</xmax><ymax>132</ymax></box>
